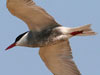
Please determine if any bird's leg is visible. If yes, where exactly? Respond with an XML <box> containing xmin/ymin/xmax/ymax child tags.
<box><xmin>69</xmin><ymin>24</ymin><xmax>96</xmax><ymax>36</ymax></box>
<box><xmin>70</xmin><ymin>31</ymin><xmax>83</xmax><ymax>36</ymax></box>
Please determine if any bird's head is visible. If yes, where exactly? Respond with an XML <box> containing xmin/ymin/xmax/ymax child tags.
<box><xmin>5</xmin><ymin>31</ymin><xmax>29</xmax><ymax>50</ymax></box>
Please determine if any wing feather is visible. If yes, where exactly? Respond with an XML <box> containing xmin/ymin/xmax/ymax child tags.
<box><xmin>7</xmin><ymin>0</ymin><xmax>59</xmax><ymax>31</ymax></box>
<box><xmin>39</xmin><ymin>40</ymin><xmax>81</xmax><ymax>75</ymax></box>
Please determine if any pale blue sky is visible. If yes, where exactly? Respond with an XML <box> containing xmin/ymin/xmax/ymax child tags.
<box><xmin>0</xmin><ymin>0</ymin><xmax>100</xmax><ymax>75</ymax></box>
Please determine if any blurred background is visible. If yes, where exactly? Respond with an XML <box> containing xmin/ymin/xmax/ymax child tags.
<box><xmin>0</xmin><ymin>0</ymin><xmax>99</xmax><ymax>75</ymax></box>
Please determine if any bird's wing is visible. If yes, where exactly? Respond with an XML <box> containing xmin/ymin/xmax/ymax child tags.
<box><xmin>7</xmin><ymin>0</ymin><xmax>60</xmax><ymax>31</ymax></box>
<box><xmin>39</xmin><ymin>40</ymin><xmax>81</xmax><ymax>75</ymax></box>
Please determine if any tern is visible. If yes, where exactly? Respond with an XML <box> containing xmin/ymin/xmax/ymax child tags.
<box><xmin>6</xmin><ymin>0</ymin><xmax>96</xmax><ymax>75</ymax></box>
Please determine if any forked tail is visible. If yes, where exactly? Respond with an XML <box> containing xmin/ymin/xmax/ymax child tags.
<box><xmin>70</xmin><ymin>24</ymin><xmax>96</xmax><ymax>36</ymax></box>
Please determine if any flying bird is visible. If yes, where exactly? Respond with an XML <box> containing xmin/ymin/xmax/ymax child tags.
<box><xmin>6</xmin><ymin>0</ymin><xmax>96</xmax><ymax>75</ymax></box>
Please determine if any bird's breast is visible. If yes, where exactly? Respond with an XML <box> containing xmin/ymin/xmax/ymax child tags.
<box><xmin>26</xmin><ymin>26</ymin><xmax>65</xmax><ymax>47</ymax></box>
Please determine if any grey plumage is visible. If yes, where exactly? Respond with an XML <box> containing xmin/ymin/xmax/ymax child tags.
<box><xmin>26</xmin><ymin>25</ymin><xmax>61</xmax><ymax>47</ymax></box>
<box><xmin>6</xmin><ymin>0</ymin><xmax>96</xmax><ymax>75</ymax></box>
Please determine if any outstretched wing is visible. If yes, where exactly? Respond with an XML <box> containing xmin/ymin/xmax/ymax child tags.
<box><xmin>39</xmin><ymin>40</ymin><xmax>81</xmax><ymax>75</ymax></box>
<box><xmin>7</xmin><ymin>0</ymin><xmax>59</xmax><ymax>31</ymax></box>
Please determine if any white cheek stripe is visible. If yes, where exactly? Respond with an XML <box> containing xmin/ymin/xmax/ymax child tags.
<box><xmin>16</xmin><ymin>32</ymin><xmax>28</xmax><ymax>46</ymax></box>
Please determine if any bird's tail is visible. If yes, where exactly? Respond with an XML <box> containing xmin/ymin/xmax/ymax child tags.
<box><xmin>69</xmin><ymin>24</ymin><xmax>96</xmax><ymax>36</ymax></box>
